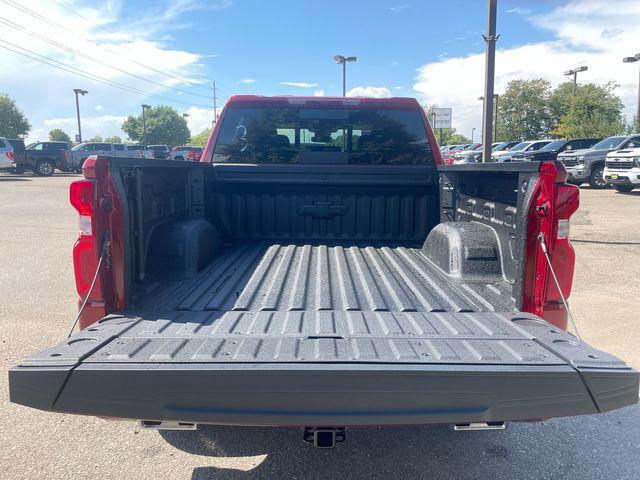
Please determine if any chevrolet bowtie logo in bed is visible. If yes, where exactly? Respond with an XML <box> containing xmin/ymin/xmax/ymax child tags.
<box><xmin>299</xmin><ymin>202</ymin><xmax>349</xmax><ymax>219</ymax></box>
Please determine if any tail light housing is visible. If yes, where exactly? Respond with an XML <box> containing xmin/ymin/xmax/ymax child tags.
<box><xmin>522</xmin><ymin>162</ymin><xmax>579</xmax><ymax>330</ymax></box>
<box><xmin>70</xmin><ymin>179</ymin><xmax>101</xmax><ymax>298</ymax></box>
<box><xmin>7</xmin><ymin>151</ymin><xmax>14</xmax><ymax>161</ymax></box>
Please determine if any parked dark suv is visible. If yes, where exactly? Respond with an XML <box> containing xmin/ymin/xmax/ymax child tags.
<box><xmin>9</xmin><ymin>140</ymin><xmax>72</xmax><ymax>176</ymax></box>
<box><xmin>513</xmin><ymin>138</ymin><xmax>600</xmax><ymax>163</ymax></box>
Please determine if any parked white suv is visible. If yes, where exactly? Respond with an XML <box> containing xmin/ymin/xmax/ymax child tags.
<box><xmin>603</xmin><ymin>147</ymin><xmax>640</xmax><ymax>192</ymax></box>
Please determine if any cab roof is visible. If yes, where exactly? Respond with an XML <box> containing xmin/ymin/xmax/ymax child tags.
<box><xmin>225</xmin><ymin>95</ymin><xmax>422</xmax><ymax>110</ymax></box>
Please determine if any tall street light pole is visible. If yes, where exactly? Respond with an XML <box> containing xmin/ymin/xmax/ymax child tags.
<box><xmin>564</xmin><ymin>65</ymin><xmax>588</xmax><ymax>96</ymax></box>
<box><xmin>478</xmin><ymin>93</ymin><xmax>499</xmax><ymax>142</ymax></box>
<box><xmin>481</xmin><ymin>0</ymin><xmax>498</xmax><ymax>163</ymax></box>
<box><xmin>73</xmin><ymin>88</ymin><xmax>88</xmax><ymax>143</ymax></box>
<box><xmin>142</xmin><ymin>104</ymin><xmax>150</xmax><ymax>145</ymax></box>
<box><xmin>471</xmin><ymin>128</ymin><xmax>476</xmax><ymax>142</ymax></box>
<box><xmin>334</xmin><ymin>55</ymin><xmax>357</xmax><ymax>96</ymax></box>
<box><xmin>623</xmin><ymin>53</ymin><xmax>640</xmax><ymax>128</ymax></box>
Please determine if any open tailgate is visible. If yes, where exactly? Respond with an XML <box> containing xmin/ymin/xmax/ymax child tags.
<box><xmin>9</xmin><ymin>311</ymin><xmax>638</xmax><ymax>426</ymax></box>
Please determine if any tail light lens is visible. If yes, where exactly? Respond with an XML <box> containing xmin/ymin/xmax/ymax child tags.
<box><xmin>70</xmin><ymin>179</ymin><xmax>101</xmax><ymax>299</ymax></box>
<box><xmin>7</xmin><ymin>151</ymin><xmax>14</xmax><ymax>161</ymax></box>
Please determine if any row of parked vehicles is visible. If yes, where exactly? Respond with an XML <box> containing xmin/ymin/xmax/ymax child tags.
<box><xmin>0</xmin><ymin>138</ymin><xmax>204</xmax><ymax>176</ymax></box>
<box><xmin>441</xmin><ymin>133</ymin><xmax>640</xmax><ymax>191</ymax></box>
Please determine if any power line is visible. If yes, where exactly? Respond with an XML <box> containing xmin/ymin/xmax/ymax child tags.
<box><xmin>0</xmin><ymin>16</ymin><xmax>215</xmax><ymax>101</ymax></box>
<box><xmin>0</xmin><ymin>39</ymin><xmax>213</xmax><ymax>108</ymax></box>
<box><xmin>1</xmin><ymin>0</ymin><xmax>212</xmax><ymax>93</ymax></box>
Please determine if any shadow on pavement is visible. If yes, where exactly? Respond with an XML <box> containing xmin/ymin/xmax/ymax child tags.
<box><xmin>0</xmin><ymin>177</ymin><xmax>32</xmax><ymax>182</ymax></box>
<box><xmin>158</xmin><ymin>406</ymin><xmax>639</xmax><ymax>480</ymax></box>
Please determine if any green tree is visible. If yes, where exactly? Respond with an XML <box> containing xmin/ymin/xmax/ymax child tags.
<box><xmin>445</xmin><ymin>132</ymin><xmax>472</xmax><ymax>145</ymax></box>
<box><xmin>551</xmin><ymin>82</ymin><xmax>625</xmax><ymax>138</ymax></box>
<box><xmin>104</xmin><ymin>135</ymin><xmax>122</xmax><ymax>143</ymax></box>
<box><xmin>0</xmin><ymin>93</ymin><xmax>31</xmax><ymax>137</ymax></box>
<box><xmin>48</xmin><ymin>128</ymin><xmax>71</xmax><ymax>142</ymax></box>
<box><xmin>496</xmin><ymin>79</ymin><xmax>553</xmax><ymax>141</ymax></box>
<box><xmin>121</xmin><ymin>105</ymin><xmax>190</xmax><ymax>146</ymax></box>
<box><xmin>88</xmin><ymin>135</ymin><xmax>103</xmax><ymax>142</ymax></box>
<box><xmin>190</xmin><ymin>127</ymin><xmax>211</xmax><ymax>146</ymax></box>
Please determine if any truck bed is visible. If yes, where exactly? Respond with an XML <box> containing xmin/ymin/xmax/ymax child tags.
<box><xmin>10</xmin><ymin>240</ymin><xmax>638</xmax><ymax>426</ymax></box>
<box><xmin>135</xmin><ymin>241</ymin><xmax>514</xmax><ymax>313</ymax></box>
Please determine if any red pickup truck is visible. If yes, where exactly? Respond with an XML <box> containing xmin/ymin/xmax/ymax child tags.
<box><xmin>10</xmin><ymin>96</ymin><xmax>638</xmax><ymax>447</ymax></box>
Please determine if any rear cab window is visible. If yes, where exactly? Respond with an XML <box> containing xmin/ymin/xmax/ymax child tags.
<box><xmin>212</xmin><ymin>105</ymin><xmax>433</xmax><ymax>165</ymax></box>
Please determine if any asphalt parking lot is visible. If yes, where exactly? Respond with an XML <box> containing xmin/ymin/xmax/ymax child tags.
<box><xmin>1</xmin><ymin>174</ymin><xmax>639</xmax><ymax>480</ymax></box>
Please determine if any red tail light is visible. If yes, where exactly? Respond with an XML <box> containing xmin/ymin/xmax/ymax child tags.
<box><xmin>70</xmin><ymin>179</ymin><xmax>94</xmax><ymax>217</ymax></box>
<box><xmin>7</xmin><ymin>151</ymin><xmax>14</xmax><ymax>161</ymax></box>
<box><xmin>522</xmin><ymin>161</ymin><xmax>579</xmax><ymax>330</ymax></box>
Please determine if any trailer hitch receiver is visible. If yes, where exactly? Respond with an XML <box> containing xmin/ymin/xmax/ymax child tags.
<box><xmin>303</xmin><ymin>427</ymin><xmax>346</xmax><ymax>448</ymax></box>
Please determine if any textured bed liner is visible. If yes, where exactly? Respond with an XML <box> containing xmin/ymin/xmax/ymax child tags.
<box><xmin>9</xmin><ymin>241</ymin><xmax>638</xmax><ymax>426</ymax></box>
<box><xmin>135</xmin><ymin>241</ymin><xmax>514</xmax><ymax>313</ymax></box>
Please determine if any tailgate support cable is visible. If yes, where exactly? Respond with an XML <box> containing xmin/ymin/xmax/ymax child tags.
<box><xmin>538</xmin><ymin>233</ymin><xmax>582</xmax><ymax>340</ymax></box>
<box><xmin>67</xmin><ymin>233</ymin><xmax>110</xmax><ymax>338</ymax></box>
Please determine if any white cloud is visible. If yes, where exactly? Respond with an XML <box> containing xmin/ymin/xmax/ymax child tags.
<box><xmin>413</xmin><ymin>0</ymin><xmax>640</xmax><ymax>139</ymax></box>
<box><xmin>393</xmin><ymin>86</ymin><xmax>403</xmax><ymax>90</ymax></box>
<box><xmin>239</xmin><ymin>78</ymin><xmax>256</xmax><ymax>84</ymax></box>
<box><xmin>313</xmin><ymin>90</ymin><xmax>325</xmax><ymax>97</ymax></box>
<box><xmin>281</xmin><ymin>82</ymin><xmax>320</xmax><ymax>88</ymax></box>
<box><xmin>506</xmin><ymin>7</ymin><xmax>532</xmax><ymax>15</ymax></box>
<box><xmin>184</xmin><ymin>106</ymin><xmax>215</xmax><ymax>135</ymax></box>
<box><xmin>390</xmin><ymin>4</ymin><xmax>409</xmax><ymax>12</ymax></box>
<box><xmin>346</xmin><ymin>86</ymin><xmax>391</xmax><ymax>98</ymax></box>
<box><xmin>0</xmin><ymin>0</ymin><xmax>220</xmax><ymax>142</ymax></box>
<box><xmin>37</xmin><ymin>115</ymin><xmax>127</xmax><ymax>142</ymax></box>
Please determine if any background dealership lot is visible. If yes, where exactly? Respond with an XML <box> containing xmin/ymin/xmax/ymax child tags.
<box><xmin>0</xmin><ymin>174</ymin><xmax>638</xmax><ymax>480</ymax></box>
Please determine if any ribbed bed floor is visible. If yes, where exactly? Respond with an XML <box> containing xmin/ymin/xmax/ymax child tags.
<box><xmin>134</xmin><ymin>241</ymin><xmax>514</xmax><ymax>313</ymax></box>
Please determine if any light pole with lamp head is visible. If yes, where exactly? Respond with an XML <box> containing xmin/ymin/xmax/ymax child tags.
<box><xmin>564</xmin><ymin>65</ymin><xmax>588</xmax><ymax>96</ymax></box>
<box><xmin>141</xmin><ymin>104</ymin><xmax>151</xmax><ymax>145</ymax></box>
<box><xmin>623</xmin><ymin>54</ymin><xmax>640</xmax><ymax>129</ymax></box>
<box><xmin>334</xmin><ymin>55</ymin><xmax>357</xmax><ymax>96</ymax></box>
<box><xmin>73</xmin><ymin>88</ymin><xmax>88</xmax><ymax>143</ymax></box>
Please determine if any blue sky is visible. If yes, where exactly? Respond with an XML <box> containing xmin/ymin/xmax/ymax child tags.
<box><xmin>0</xmin><ymin>0</ymin><xmax>638</xmax><ymax>142</ymax></box>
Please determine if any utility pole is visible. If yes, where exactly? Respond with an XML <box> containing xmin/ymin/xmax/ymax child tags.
<box><xmin>334</xmin><ymin>55</ymin><xmax>357</xmax><ymax>96</ymax></box>
<box><xmin>472</xmin><ymin>127</ymin><xmax>476</xmax><ymax>142</ymax></box>
<box><xmin>142</xmin><ymin>104</ymin><xmax>150</xmax><ymax>145</ymax></box>
<box><xmin>481</xmin><ymin>0</ymin><xmax>498</xmax><ymax>163</ymax></box>
<box><xmin>73</xmin><ymin>88</ymin><xmax>88</xmax><ymax>143</ymax></box>
<box><xmin>212</xmin><ymin>80</ymin><xmax>218</xmax><ymax>126</ymax></box>
<box><xmin>623</xmin><ymin>54</ymin><xmax>640</xmax><ymax>128</ymax></box>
